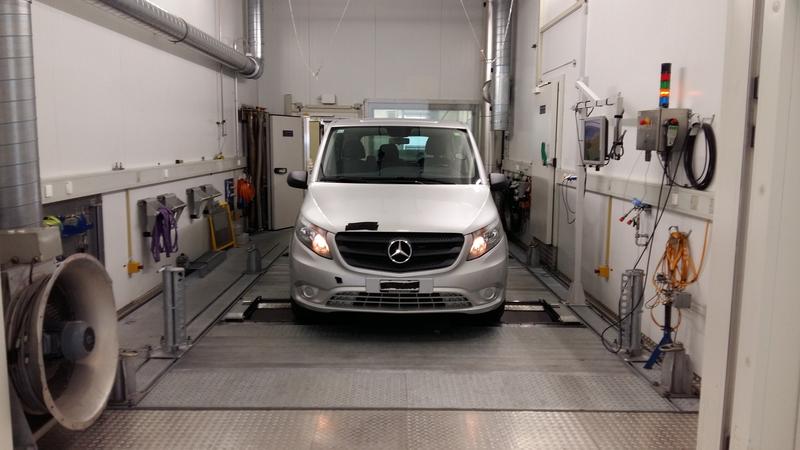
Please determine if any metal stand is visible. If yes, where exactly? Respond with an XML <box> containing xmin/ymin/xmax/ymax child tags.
<box><xmin>620</xmin><ymin>269</ymin><xmax>644</xmax><ymax>356</ymax></box>
<box><xmin>109</xmin><ymin>350</ymin><xmax>141</xmax><ymax>405</ymax></box>
<box><xmin>644</xmin><ymin>302</ymin><xmax>673</xmax><ymax>369</ymax></box>
<box><xmin>151</xmin><ymin>266</ymin><xmax>189</xmax><ymax>358</ymax></box>
<box><xmin>245</xmin><ymin>245</ymin><xmax>262</xmax><ymax>273</ymax></box>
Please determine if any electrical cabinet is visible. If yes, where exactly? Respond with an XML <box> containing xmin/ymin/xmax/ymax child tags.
<box><xmin>636</xmin><ymin>108</ymin><xmax>690</xmax><ymax>155</ymax></box>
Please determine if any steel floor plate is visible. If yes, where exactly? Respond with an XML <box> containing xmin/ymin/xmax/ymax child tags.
<box><xmin>39</xmin><ymin>409</ymin><xmax>697</xmax><ymax>450</ymax></box>
<box><xmin>138</xmin><ymin>324</ymin><xmax>674</xmax><ymax>412</ymax></box>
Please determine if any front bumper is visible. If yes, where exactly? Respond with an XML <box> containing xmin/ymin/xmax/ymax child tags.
<box><xmin>289</xmin><ymin>233</ymin><xmax>508</xmax><ymax>314</ymax></box>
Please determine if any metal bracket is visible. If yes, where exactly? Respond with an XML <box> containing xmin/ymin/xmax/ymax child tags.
<box><xmin>138</xmin><ymin>194</ymin><xmax>186</xmax><ymax>237</ymax></box>
<box><xmin>186</xmin><ymin>184</ymin><xmax>222</xmax><ymax>219</ymax></box>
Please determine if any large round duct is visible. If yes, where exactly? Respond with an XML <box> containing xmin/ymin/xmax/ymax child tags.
<box><xmin>5</xmin><ymin>254</ymin><xmax>118</xmax><ymax>430</ymax></box>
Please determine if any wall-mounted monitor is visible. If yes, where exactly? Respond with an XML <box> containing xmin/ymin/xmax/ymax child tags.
<box><xmin>583</xmin><ymin>116</ymin><xmax>608</xmax><ymax>166</ymax></box>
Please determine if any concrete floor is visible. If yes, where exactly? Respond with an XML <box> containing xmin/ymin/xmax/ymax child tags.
<box><xmin>39</xmin><ymin>231</ymin><xmax>698</xmax><ymax>449</ymax></box>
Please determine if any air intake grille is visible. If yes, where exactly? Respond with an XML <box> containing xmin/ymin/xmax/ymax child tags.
<box><xmin>335</xmin><ymin>232</ymin><xmax>464</xmax><ymax>273</ymax></box>
<box><xmin>328</xmin><ymin>292</ymin><xmax>471</xmax><ymax>311</ymax></box>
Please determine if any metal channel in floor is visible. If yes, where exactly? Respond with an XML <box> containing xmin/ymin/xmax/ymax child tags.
<box><xmin>39</xmin><ymin>232</ymin><xmax>698</xmax><ymax>449</ymax></box>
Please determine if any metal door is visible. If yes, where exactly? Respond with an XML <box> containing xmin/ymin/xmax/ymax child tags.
<box><xmin>529</xmin><ymin>82</ymin><xmax>559</xmax><ymax>244</ymax></box>
<box><xmin>269</xmin><ymin>115</ymin><xmax>304</xmax><ymax>230</ymax></box>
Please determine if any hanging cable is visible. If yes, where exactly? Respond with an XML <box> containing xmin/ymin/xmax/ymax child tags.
<box><xmin>683</xmin><ymin>122</ymin><xmax>717</xmax><ymax>190</ymax></box>
<box><xmin>288</xmin><ymin>0</ymin><xmax>351</xmax><ymax>80</ymax></box>
<box><xmin>561</xmin><ymin>180</ymin><xmax>576</xmax><ymax>225</ymax></box>
<box><xmin>458</xmin><ymin>0</ymin><xmax>486</xmax><ymax>61</ymax></box>
<box><xmin>459</xmin><ymin>0</ymin><xmax>514</xmax><ymax>63</ymax></box>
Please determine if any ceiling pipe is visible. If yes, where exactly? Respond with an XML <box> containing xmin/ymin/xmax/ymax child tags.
<box><xmin>0</xmin><ymin>0</ymin><xmax>42</xmax><ymax>230</ymax></box>
<box><xmin>89</xmin><ymin>0</ymin><xmax>264</xmax><ymax>79</ymax></box>
<box><xmin>492</xmin><ymin>0</ymin><xmax>514</xmax><ymax>131</ymax></box>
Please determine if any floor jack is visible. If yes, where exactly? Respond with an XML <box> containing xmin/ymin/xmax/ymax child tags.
<box><xmin>644</xmin><ymin>293</ymin><xmax>694</xmax><ymax>396</ymax></box>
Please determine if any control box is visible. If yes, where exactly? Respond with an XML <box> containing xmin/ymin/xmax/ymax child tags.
<box><xmin>636</xmin><ymin>109</ymin><xmax>691</xmax><ymax>157</ymax></box>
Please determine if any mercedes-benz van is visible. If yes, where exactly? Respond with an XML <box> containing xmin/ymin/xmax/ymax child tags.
<box><xmin>286</xmin><ymin>119</ymin><xmax>508</xmax><ymax>322</ymax></box>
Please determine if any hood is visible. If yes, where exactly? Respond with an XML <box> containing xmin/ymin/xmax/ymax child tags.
<box><xmin>302</xmin><ymin>183</ymin><xmax>498</xmax><ymax>234</ymax></box>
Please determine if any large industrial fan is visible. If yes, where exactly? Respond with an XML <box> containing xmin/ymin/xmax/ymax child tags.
<box><xmin>5</xmin><ymin>253</ymin><xmax>118</xmax><ymax>431</ymax></box>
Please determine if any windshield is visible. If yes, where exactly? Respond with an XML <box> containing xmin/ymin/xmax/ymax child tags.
<box><xmin>319</xmin><ymin>126</ymin><xmax>479</xmax><ymax>184</ymax></box>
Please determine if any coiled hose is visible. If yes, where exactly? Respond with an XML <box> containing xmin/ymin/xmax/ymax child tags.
<box><xmin>683</xmin><ymin>122</ymin><xmax>717</xmax><ymax>190</ymax></box>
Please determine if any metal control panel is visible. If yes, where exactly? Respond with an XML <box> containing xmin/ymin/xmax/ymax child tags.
<box><xmin>636</xmin><ymin>108</ymin><xmax>691</xmax><ymax>156</ymax></box>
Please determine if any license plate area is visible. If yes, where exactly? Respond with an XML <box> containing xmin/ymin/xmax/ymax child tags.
<box><xmin>366</xmin><ymin>278</ymin><xmax>433</xmax><ymax>293</ymax></box>
<box><xmin>379</xmin><ymin>280</ymin><xmax>419</xmax><ymax>292</ymax></box>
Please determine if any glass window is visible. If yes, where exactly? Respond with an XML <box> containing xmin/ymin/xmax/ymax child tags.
<box><xmin>320</xmin><ymin>126</ymin><xmax>478</xmax><ymax>185</ymax></box>
<box><xmin>365</xmin><ymin>100</ymin><xmax>480</xmax><ymax>135</ymax></box>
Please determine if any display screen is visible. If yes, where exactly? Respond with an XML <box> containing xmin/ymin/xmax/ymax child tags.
<box><xmin>583</xmin><ymin>117</ymin><xmax>608</xmax><ymax>164</ymax></box>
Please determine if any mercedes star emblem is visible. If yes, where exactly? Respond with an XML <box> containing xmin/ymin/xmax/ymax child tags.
<box><xmin>387</xmin><ymin>239</ymin><xmax>412</xmax><ymax>264</ymax></box>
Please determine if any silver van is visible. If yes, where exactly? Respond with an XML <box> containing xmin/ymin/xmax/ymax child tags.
<box><xmin>286</xmin><ymin>119</ymin><xmax>508</xmax><ymax>322</ymax></box>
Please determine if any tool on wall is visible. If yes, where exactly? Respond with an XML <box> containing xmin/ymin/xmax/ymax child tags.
<box><xmin>618</xmin><ymin>198</ymin><xmax>652</xmax><ymax>247</ymax></box>
<box><xmin>209</xmin><ymin>202</ymin><xmax>236</xmax><ymax>252</ymax></box>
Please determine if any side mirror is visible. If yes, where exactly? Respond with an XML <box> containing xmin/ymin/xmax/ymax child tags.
<box><xmin>287</xmin><ymin>171</ymin><xmax>308</xmax><ymax>189</ymax></box>
<box><xmin>489</xmin><ymin>173</ymin><xmax>507</xmax><ymax>192</ymax></box>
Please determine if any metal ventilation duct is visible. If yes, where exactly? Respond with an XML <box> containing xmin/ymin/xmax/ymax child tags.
<box><xmin>0</xmin><ymin>0</ymin><xmax>42</xmax><ymax>230</ymax></box>
<box><xmin>90</xmin><ymin>0</ymin><xmax>264</xmax><ymax>79</ymax></box>
<box><xmin>492</xmin><ymin>0</ymin><xmax>514</xmax><ymax>131</ymax></box>
<box><xmin>479</xmin><ymin>0</ymin><xmax>495</xmax><ymax>171</ymax></box>
<box><xmin>245</xmin><ymin>0</ymin><xmax>264</xmax><ymax>77</ymax></box>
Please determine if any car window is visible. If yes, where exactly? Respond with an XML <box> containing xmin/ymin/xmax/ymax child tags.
<box><xmin>320</xmin><ymin>126</ymin><xmax>478</xmax><ymax>185</ymax></box>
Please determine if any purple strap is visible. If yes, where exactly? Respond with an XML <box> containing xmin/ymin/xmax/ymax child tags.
<box><xmin>150</xmin><ymin>206</ymin><xmax>179</xmax><ymax>262</ymax></box>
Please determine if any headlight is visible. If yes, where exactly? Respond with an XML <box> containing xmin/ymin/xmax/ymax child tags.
<box><xmin>467</xmin><ymin>223</ymin><xmax>502</xmax><ymax>260</ymax></box>
<box><xmin>295</xmin><ymin>219</ymin><xmax>331</xmax><ymax>259</ymax></box>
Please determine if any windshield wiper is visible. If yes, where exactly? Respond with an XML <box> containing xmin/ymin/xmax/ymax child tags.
<box><xmin>370</xmin><ymin>177</ymin><xmax>455</xmax><ymax>185</ymax></box>
<box><xmin>320</xmin><ymin>176</ymin><xmax>369</xmax><ymax>183</ymax></box>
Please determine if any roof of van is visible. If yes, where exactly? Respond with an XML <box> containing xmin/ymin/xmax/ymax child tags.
<box><xmin>326</xmin><ymin>119</ymin><xmax>469</xmax><ymax>129</ymax></box>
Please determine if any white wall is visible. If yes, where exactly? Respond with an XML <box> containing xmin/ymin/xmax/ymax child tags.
<box><xmin>102</xmin><ymin>172</ymin><xmax>239</xmax><ymax>309</ymax></box>
<box><xmin>511</xmin><ymin>0</ymin><xmax>729</xmax><ymax>377</ymax></box>
<box><xmin>31</xmin><ymin>1</ymin><xmax>258</xmax><ymax>309</ymax></box>
<box><xmin>259</xmin><ymin>0</ymin><xmax>484</xmax><ymax>113</ymax></box>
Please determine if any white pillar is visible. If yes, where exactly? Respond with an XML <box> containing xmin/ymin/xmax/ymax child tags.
<box><xmin>726</xmin><ymin>0</ymin><xmax>800</xmax><ymax>447</ymax></box>
<box><xmin>695</xmin><ymin>0</ymin><xmax>760</xmax><ymax>447</ymax></box>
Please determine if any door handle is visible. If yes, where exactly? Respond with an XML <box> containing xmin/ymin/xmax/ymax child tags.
<box><xmin>274</xmin><ymin>168</ymin><xmax>288</xmax><ymax>175</ymax></box>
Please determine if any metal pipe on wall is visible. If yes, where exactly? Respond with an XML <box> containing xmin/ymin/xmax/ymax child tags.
<box><xmin>89</xmin><ymin>0</ymin><xmax>264</xmax><ymax>79</ymax></box>
<box><xmin>245</xmin><ymin>0</ymin><xmax>264</xmax><ymax>78</ymax></box>
<box><xmin>492</xmin><ymin>0</ymin><xmax>514</xmax><ymax>132</ymax></box>
<box><xmin>479</xmin><ymin>0</ymin><xmax>495</xmax><ymax>172</ymax></box>
<box><xmin>0</xmin><ymin>0</ymin><xmax>42</xmax><ymax>230</ymax></box>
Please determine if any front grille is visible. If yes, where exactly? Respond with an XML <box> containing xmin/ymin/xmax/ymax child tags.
<box><xmin>328</xmin><ymin>292</ymin><xmax>472</xmax><ymax>311</ymax></box>
<box><xmin>335</xmin><ymin>232</ymin><xmax>464</xmax><ymax>273</ymax></box>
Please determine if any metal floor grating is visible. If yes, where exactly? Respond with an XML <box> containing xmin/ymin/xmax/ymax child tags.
<box><xmin>138</xmin><ymin>366</ymin><xmax>674</xmax><ymax>411</ymax></box>
<box><xmin>39</xmin><ymin>409</ymin><xmax>697</xmax><ymax>450</ymax></box>
<box><xmin>137</xmin><ymin>324</ymin><xmax>674</xmax><ymax>412</ymax></box>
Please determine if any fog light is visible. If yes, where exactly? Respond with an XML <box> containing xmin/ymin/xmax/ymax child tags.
<box><xmin>479</xmin><ymin>287</ymin><xmax>497</xmax><ymax>301</ymax></box>
<box><xmin>300</xmin><ymin>285</ymin><xmax>318</xmax><ymax>300</ymax></box>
